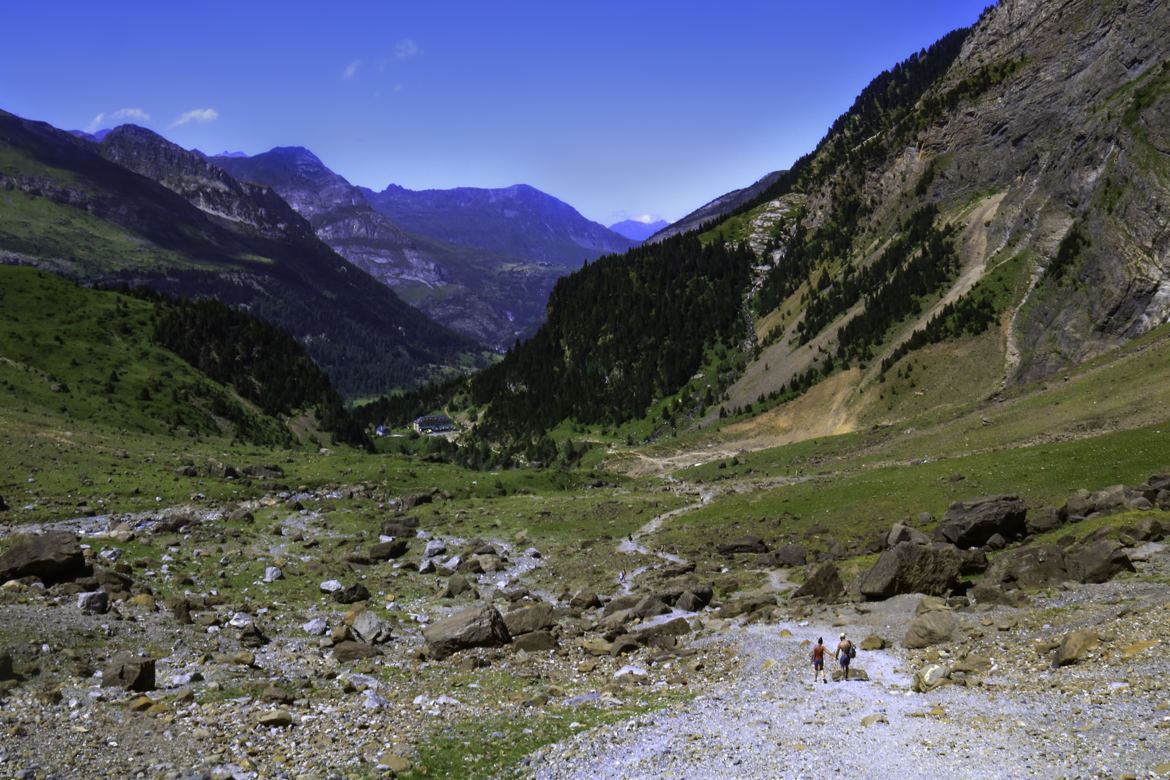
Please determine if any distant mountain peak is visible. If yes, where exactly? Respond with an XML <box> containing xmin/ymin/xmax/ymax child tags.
<box><xmin>364</xmin><ymin>182</ymin><xmax>636</xmax><ymax>267</ymax></box>
<box><xmin>609</xmin><ymin>218</ymin><xmax>670</xmax><ymax>242</ymax></box>
<box><xmin>266</xmin><ymin>146</ymin><xmax>322</xmax><ymax>162</ymax></box>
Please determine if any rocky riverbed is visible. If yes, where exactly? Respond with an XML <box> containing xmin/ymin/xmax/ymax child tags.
<box><xmin>1</xmin><ymin>484</ymin><xmax>1168</xmax><ymax>779</ymax></box>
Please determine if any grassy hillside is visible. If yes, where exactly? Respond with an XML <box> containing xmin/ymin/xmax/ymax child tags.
<box><xmin>0</xmin><ymin>266</ymin><xmax>379</xmax><ymax>515</ymax></box>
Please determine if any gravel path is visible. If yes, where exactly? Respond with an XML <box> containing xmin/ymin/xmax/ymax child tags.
<box><xmin>525</xmin><ymin>566</ymin><xmax>1170</xmax><ymax>780</ymax></box>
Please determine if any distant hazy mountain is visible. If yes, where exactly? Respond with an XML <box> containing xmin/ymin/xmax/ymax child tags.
<box><xmin>0</xmin><ymin>111</ymin><xmax>485</xmax><ymax>397</ymax></box>
<box><xmin>214</xmin><ymin>148</ymin><xmax>569</xmax><ymax>348</ymax></box>
<box><xmin>361</xmin><ymin>183</ymin><xmax>637</xmax><ymax>268</ymax></box>
<box><xmin>68</xmin><ymin>128</ymin><xmax>111</xmax><ymax>142</ymax></box>
<box><xmin>608</xmin><ymin>218</ymin><xmax>670</xmax><ymax>242</ymax></box>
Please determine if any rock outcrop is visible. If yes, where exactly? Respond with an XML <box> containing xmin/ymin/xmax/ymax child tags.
<box><xmin>859</xmin><ymin>543</ymin><xmax>964</xmax><ymax>600</ymax></box>
<box><xmin>933</xmin><ymin>495</ymin><xmax>1027</xmax><ymax>548</ymax></box>
<box><xmin>0</xmin><ymin>531</ymin><xmax>88</xmax><ymax>584</ymax></box>
<box><xmin>422</xmin><ymin>604</ymin><xmax>512</xmax><ymax>659</ymax></box>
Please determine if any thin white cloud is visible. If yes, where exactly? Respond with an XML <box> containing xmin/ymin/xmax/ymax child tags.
<box><xmin>169</xmin><ymin>108</ymin><xmax>219</xmax><ymax>128</ymax></box>
<box><xmin>86</xmin><ymin>108</ymin><xmax>150</xmax><ymax>133</ymax></box>
<box><xmin>343</xmin><ymin>59</ymin><xmax>362</xmax><ymax>79</ymax></box>
<box><xmin>395</xmin><ymin>39</ymin><xmax>420</xmax><ymax>60</ymax></box>
<box><xmin>636</xmin><ymin>214</ymin><xmax>658</xmax><ymax>224</ymax></box>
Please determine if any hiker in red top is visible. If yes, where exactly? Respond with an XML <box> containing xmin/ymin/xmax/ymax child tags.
<box><xmin>835</xmin><ymin>632</ymin><xmax>854</xmax><ymax>680</ymax></box>
<box><xmin>810</xmin><ymin>637</ymin><xmax>828</xmax><ymax>684</ymax></box>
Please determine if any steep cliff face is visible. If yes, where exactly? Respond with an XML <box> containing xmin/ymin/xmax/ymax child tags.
<box><xmin>98</xmin><ymin>126</ymin><xmax>313</xmax><ymax>241</ymax></box>
<box><xmin>912</xmin><ymin>0</ymin><xmax>1169</xmax><ymax>383</ymax></box>
<box><xmin>725</xmin><ymin>0</ymin><xmax>1169</xmax><ymax>412</ymax></box>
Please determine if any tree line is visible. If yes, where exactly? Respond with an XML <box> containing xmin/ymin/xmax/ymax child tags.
<box><xmin>124</xmin><ymin>288</ymin><xmax>371</xmax><ymax>449</ymax></box>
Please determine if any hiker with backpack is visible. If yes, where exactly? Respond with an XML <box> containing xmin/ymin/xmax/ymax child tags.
<box><xmin>835</xmin><ymin>632</ymin><xmax>855</xmax><ymax>680</ymax></box>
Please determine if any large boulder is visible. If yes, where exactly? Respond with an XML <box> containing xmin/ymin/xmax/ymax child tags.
<box><xmin>887</xmin><ymin>522</ymin><xmax>930</xmax><ymax>547</ymax></box>
<box><xmin>603</xmin><ymin>594</ymin><xmax>643</xmax><ymax>616</ymax></box>
<box><xmin>503</xmin><ymin>603</ymin><xmax>556</xmax><ymax>637</ymax></box>
<box><xmin>1053</xmin><ymin>629</ymin><xmax>1099</xmax><ymax>667</ymax></box>
<box><xmin>631</xmin><ymin>596</ymin><xmax>672</xmax><ymax>620</ymax></box>
<box><xmin>791</xmin><ymin>562</ymin><xmax>844</xmax><ymax>601</ymax></box>
<box><xmin>933</xmin><ymin>495</ymin><xmax>1027</xmax><ymax>548</ymax></box>
<box><xmin>984</xmin><ymin>545</ymin><xmax>1069</xmax><ymax>588</ymax></box>
<box><xmin>903</xmin><ymin>609</ymin><xmax>959</xmax><ymax>649</ymax></box>
<box><xmin>1134</xmin><ymin>473</ymin><xmax>1170</xmax><ymax>502</ymax></box>
<box><xmin>1064</xmin><ymin>485</ymin><xmax>1149</xmax><ymax>518</ymax></box>
<box><xmin>912</xmin><ymin>663</ymin><xmax>950</xmax><ymax>692</ymax></box>
<box><xmin>513</xmin><ymin>630</ymin><xmax>558</xmax><ymax>652</ymax></box>
<box><xmin>102</xmin><ymin>654</ymin><xmax>155</xmax><ymax>691</ymax></box>
<box><xmin>333</xmin><ymin>640</ymin><xmax>383</xmax><ymax>662</ymax></box>
<box><xmin>631</xmin><ymin>617</ymin><xmax>691</xmax><ymax>648</ymax></box>
<box><xmin>720</xmin><ymin>594</ymin><xmax>778</xmax><ymax>618</ymax></box>
<box><xmin>331</xmin><ymin>583</ymin><xmax>371</xmax><ymax>604</ymax></box>
<box><xmin>442</xmin><ymin>576</ymin><xmax>475</xmax><ymax>599</ymax></box>
<box><xmin>675</xmin><ymin>590</ymin><xmax>707</xmax><ymax>612</ymax></box>
<box><xmin>654</xmin><ymin>578</ymin><xmax>713</xmax><ymax>609</ymax></box>
<box><xmin>349</xmin><ymin>610</ymin><xmax>393</xmax><ymax>644</ymax></box>
<box><xmin>858</xmin><ymin>542</ymin><xmax>964</xmax><ymax>600</ymax></box>
<box><xmin>597</xmin><ymin>608</ymin><xmax>636</xmax><ymax>637</ymax></box>
<box><xmin>369</xmin><ymin>539</ymin><xmax>409</xmax><ymax>561</ymax></box>
<box><xmin>1128</xmin><ymin>516</ymin><xmax>1165</xmax><ymax>542</ymax></box>
<box><xmin>969</xmin><ymin>582</ymin><xmax>1028</xmax><ymax>606</ymax></box>
<box><xmin>422</xmin><ymin>604</ymin><xmax>511</xmax><ymax>659</ymax></box>
<box><xmin>0</xmin><ymin>531</ymin><xmax>88</xmax><ymax>584</ymax></box>
<box><xmin>775</xmin><ymin>544</ymin><xmax>807</xmax><ymax>567</ymax></box>
<box><xmin>1025</xmin><ymin>507</ymin><xmax>1065</xmax><ymax>535</ymax></box>
<box><xmin>568</xmin><ymin>589</ymin><xmax>601</xmax><ymax>610</ymax></box>
<box><xmin>380</xmin><ymin>516</ymin><xmax>420</xmax><ymax>537</ymax></box>
<box><xmin>1067</xmin><ymin>540</ymin><xmax>1134</xmax><ymax>583</ymax></box>
<box><xmin>717</xmin><ymin>536</ymin><xmax>768</xmax><ymax>555</ymax></box>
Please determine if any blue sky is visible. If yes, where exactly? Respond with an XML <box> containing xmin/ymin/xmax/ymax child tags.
<box><xmin>4</xmin><ymin>1</ymin><xmax>991</xmax><ymax>225</ymax></box>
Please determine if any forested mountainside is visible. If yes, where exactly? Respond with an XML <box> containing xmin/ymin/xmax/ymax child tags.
<box><xmin>0</xmin><ymin>265</ymin><xmax>368</xmax><ymax>449</ymax></box>
<box><xmin>0</xmin><ymin>113</ymin><xmax>487</xmax><ymax>397</ymax></box>
<box><xmin>468</xmin><ymin>234</ymin><xmax>755</xmax><ymax>440</ymax></box>
<box><xmin>369</xmin><ymin>0</ymin><xmax>1170</xmax><ymax>452</ymax></box>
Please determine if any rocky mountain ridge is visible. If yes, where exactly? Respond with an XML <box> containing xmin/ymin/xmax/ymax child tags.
<box><xmin>361</xmin><ymin>182</ymin><xmax>637</xmax><ymax>268</ymax></box>
<box><xmin>0</xmin><ymin>110</ymin><xmax>485</xmax><ymax>396</ymax></box>
<box><xmin>98</xmin><ymin>126</ymin><xmax>314</xmax><ymax>241</ymax></box>
<box><xmin>216</xmin><ymin>150</ymin><xmax>634</xmax><ymax>349</ymax></box>
<box><xmin>647</xmin><ymin>169</ymin><xmax>785</xmax><ymax>243</ymax></box>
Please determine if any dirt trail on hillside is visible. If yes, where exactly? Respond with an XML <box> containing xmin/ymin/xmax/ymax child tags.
<box><xmin>610</xmin><ymin>194</ymin><xmax>1008</xmax><ymax>479</ymax></box>
<box><xmin>608</xmin><ymin>370</ymin><xmax>861</xmax><ymax>478</ymax></box>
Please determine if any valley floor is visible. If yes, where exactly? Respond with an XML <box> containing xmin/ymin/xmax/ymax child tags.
<box><xmin>1</xmin><ymin>497</ymin><xmax>1167</xmax><ymax>779</ymax></box>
